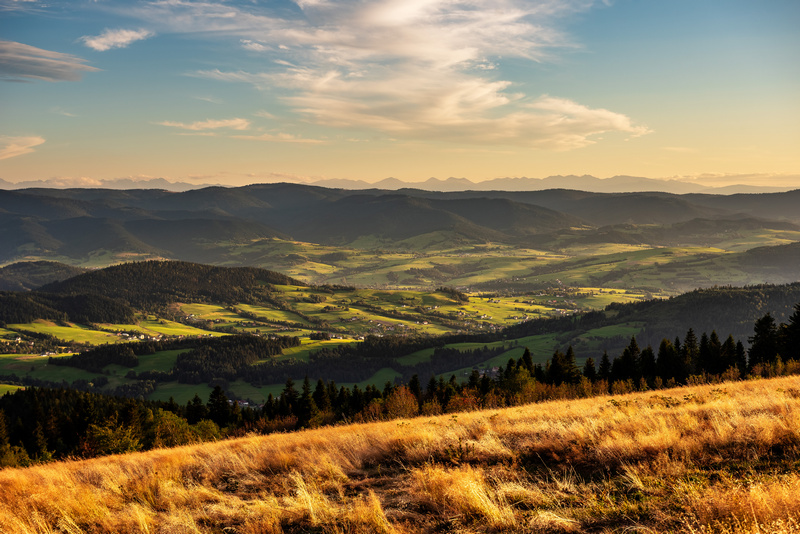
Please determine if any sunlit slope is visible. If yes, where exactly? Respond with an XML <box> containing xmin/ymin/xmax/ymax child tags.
<box><xmin>1</xmin><ymin>375</ymin><xmax>798</xmax><ymax>533</ymax></box>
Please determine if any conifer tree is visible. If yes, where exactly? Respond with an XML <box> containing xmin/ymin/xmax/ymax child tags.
<box><xmin>207</xmin><ymin>386</ymin><xmax>230</xmax><ymax>427</ymax></box>
<box><xmin>408</xmin><ymin>374</ymin><xmax>422</xmax><ymax>403</ymax></box>
<box><xmin>521</xmin><ymin>347</ymin><xmax>534</xmax><ymax>372</ymax></box>
<box><xmin>313</xmin><ymin>379</ymin><xmax>332</xmax><ymax>413</ymax></box>
<box><xmin>598</xmin><ymin>351</ymin><xmax>612</xmax><ymax>381</ymax></box>
<box><xmin>640</xmin><ymin>346</ymin><xmax>656</xmax><ymax>382</ymax></box>
<box><xmin>582</xmin><ymin>357</ymin><xmax>597</xmax><ymax>381</ymax></box>
<box><xmin>681</xmin><ymin>329</ymin><xmax>699</xmax><ymax>379</ymax></box>
<box><xmin>297</xmin><ymin>376</ymin><xmax>320</xmax><ymax>428</ymax></box>
<box><xmin>736</xmin><ymin>340</ymin><xmax>747</xmax><ymax>374</ymax></box>
<box><xmin>780</xmin><ymin>303</ymin><xmax>800</xmax><ymax>360</ymax></box>
<box><xmin>749</xmin><ymin>313</ymin><xmax>780</xmax><ymax>368</ymax></box>
<box><xmin>721</xmin><ymin>335</ymin><xmax>737</xmax><ymax>373</ymax></box>
<box><xmin>186</xmin><ymin>394</ymin><xmax>208</xmax><ymax>424</ymax></box>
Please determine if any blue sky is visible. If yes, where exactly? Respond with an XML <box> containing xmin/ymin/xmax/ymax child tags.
<box><xmin>1</xmin><ymin>0</ymin><xmax>798</xmax><ymax>187</ymax></box>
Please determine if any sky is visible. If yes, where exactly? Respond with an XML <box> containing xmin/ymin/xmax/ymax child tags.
<box><xmin>1</xmin><ymin>0</ymin><xmax>798</xmax><ymax>188</ymax></box>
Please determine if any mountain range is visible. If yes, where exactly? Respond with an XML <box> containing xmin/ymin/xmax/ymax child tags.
<box><xmin>2</xmin><ymin>174</ymin><xmax>797</xmax><ymax>194</ymax></box>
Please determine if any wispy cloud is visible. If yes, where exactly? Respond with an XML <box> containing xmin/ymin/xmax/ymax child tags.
<box><xmin>0</xmin><ymin>0</ymin><xmax>42</xmax><ymax>13</ymax></box>
<box><xmin>81</xmin><ymin>28</ymin><xmax>153</xmax><ymax>51</ymax></box>
<box><xmin>157</xmin><ymin>118</ymin><xmax>251</xmax><ymax>131</ymax></box>
<box><xmin>51</xmin><ymin>107</ymin><xmax>77</xmax><ymax>117</ymax></box>
<box><xmin>116</xmin><ymin>0</ymin><xmax>649</xmax><ymax>147</ymax></box>
<box><xmin>232</xmin><ymin>132</ymin><xmax>325</xmax><ymax>144</ymax></box>
<box><xmin>0</xmin><ymin>135</ymin><xmax>45</xmax><ymax>160</ymax></box>
<box><xmin>241</xmin><ymin>39</ymin><xmax>270</xmax><ymax>52</ymax></box>
<box><xmin>0</xmin><ymin>40</ymin><xmax>98</xmax><ymax>82</ymax></box>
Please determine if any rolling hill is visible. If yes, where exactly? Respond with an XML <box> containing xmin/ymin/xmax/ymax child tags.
<box><xmin>1</xmin><ymin>184</ymin><xmax>799</xmax><ymax>291</ymax></box>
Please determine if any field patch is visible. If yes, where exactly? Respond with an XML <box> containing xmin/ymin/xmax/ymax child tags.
<box><xmin>6</xmin><ymin>321</ymin><xmax>118</xmax><ymax>345</ymax></box>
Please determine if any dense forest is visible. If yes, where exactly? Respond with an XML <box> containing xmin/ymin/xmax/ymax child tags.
<box><xmin>39</xmin><ymin>261</ymin><xmax>304</xmax><ymax>309</ymax></box>
<box><xmin>0</xmin><ymin>291</ymin><xmax>135</xmax><ymax>325</ymax></box>
<box><xmin>2</xmin><ymin>304</ymin><xmax>799</xmax><ymax>469</ymax></box>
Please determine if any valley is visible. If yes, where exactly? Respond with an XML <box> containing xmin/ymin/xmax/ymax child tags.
<box><xmin>2</xmin><ymin>184</ymin><xmax>799</xmax><ymax>292</ymax></box>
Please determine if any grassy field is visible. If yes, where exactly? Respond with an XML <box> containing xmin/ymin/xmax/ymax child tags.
<box><xmin>0</xmin><ymin>383</ymin><xmax>23</xmax><ymax>396</ymax></box>
<box><xmin>138</xmin><ymin>318</ymin><xmax>226</xmax><ymax>338</ymax></box>
<box><xmin>2</xmin><ymin>375</ymin><xmax>799</xmax><ymax>533</ymax></box>
<box><xmin>5</xmin><ymin>320</ymin><xmax>118</xmax><ymax>345</ymax></box>
<box><xmin>0</xmin><ymin>353</ymin><xmax>99</xmax><ymax>384</ymax></box>
<box><xmin>204</xmin><ymin>234</ymin><xmax>795</xmax><ymax>291</ymax></box>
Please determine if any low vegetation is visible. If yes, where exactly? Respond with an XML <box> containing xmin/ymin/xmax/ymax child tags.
<box><xmin>1</xmin><ymin>375</ymin><xmax>799</xmax><ymax>533</ymax></box>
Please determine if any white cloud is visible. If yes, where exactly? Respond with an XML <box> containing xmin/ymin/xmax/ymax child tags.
<box><xmin>120</xmin><ymin>0</ymin><xmax>649</xmax><ymax>147</ymax></box>
<box><xmin>157</xmin><ymin>118</ymin><xmax>251</xmax><ymax>131</ymax></box>
<box><xmin>241</xmin><ymin>39</ymin><xmax>269</xmax><ymax>52</ymax></box>
<box><xmin>81</xmin><ymin>28</ymin><xmax>153</xmax><ymax>52</ymax></box>
<box><xmin>0</xmin><ymin>40</ymin><xmax>98</xmax><ymax>82</ymax></box>
<box><xmin>0</xmin><ymin>135</ymin><xmax>45</xmax><ymax>160</ymax></box>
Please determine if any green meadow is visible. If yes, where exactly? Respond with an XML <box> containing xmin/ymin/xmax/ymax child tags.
<box><xmin>6</xmin><ymin>321</ymin><xmax>118</xmax><ymax>345</ymax></box>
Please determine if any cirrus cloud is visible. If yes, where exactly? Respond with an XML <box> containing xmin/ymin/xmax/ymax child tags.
<box><xmin>0</xmin><ymin>135</ymin><xmax>45</xmax><ymax>160</ymax></box>
<box><xmin>157</xmin><ymin>118</ymin><xmax>251</xmax><ymax>131</ymax></box>
<box><xmin>81</xmin><ymin>28</ymin><xmax>153</xmax><ymax>51</ymax></box>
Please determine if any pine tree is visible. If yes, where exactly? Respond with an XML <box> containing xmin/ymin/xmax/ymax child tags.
<box><xmin>278</xmin><ymin>378</ymin><xmax>298</xmax><ymax>416</ymax></box>
<box><xmin>656</xmin><ymin>338</ymin><xmax>679</xmax><ymax>382</ymax></box>
<box><xmin>721</xmin><ymin>335</ymin><xmax>737</xmax><ymax>373</ymax></box>
<box><xmin>698</xmin><ymin>332</ymin><xmax>711</xmax><ymax>373</ymax></box>
<box><xmin>749</xmin><ymin>313</ymin><xmax>780</xmax><ymax>368</ymax></box>
<box><xmin>681</xmin><ymin>329</ymin><xmax>699</xmax><ymax>379</ymax></box>
<box><xmin>618</xmin><ymin>337</ymin><xmax>642</xmax><ymax>381</ymax></box>
<box><xmin>582</xmin><ymin>357</ymin><xmax>597</xmax><ymax>381</ymax></box>
<box><xmin>549</xmin><ymin>346</ymin><xmax>580</xmax><ymax>385</ymax></box>
<box><xmin>408</xmin><ymin>374</ymin><xmax>422</xmax><ymax>403</ymax></box>
<box><xmin>598</xmin><ymin>351</ymin><xmax>612</xmax><ymax>381</ymax></box>
<box><xmin>640</xmin><ymin>346</ymin><xmax>656</xmax><ymax>382</ymax></box>
<box><xmin>186</xmin><ymin>394</ymin><xmax>208</xmax><ymax>424</ymax></box>
<box><xmin>780</xmin><ymin>303</ymin><xmax>800</xmax><ymax>360</ymax></box>
<box><xmin>521</xmin><ymin>347</ymin><xmax>534</xmax><ymax>372</ymax></box>
<box><xmin>707</xmin><ymin>331</ymin><xmax>722</xmax><ymax>374</ymax></box>
<box><xmin>297</xmin><ymin>377</ymin><xmax>320</xmax><ymax>428</ymax></box>
<box><xmin>207</xmin><ymin>386</ymin><xmax>231</xmax><ymax>427</ymax></box>
<box><xmin>735</xmin><ymin>340</ymin><xmax>747</xmax><ymax>374</ymax></box>
<box><xmin>313</xmin><ymin>379</ymin><xmax>332</xmax><ymax>413</ymax></box>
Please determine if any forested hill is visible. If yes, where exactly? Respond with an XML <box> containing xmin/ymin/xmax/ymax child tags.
<box><xmin>0</xmin><ymin>261</ymin><xmax>87</xmax><ymax>291</ymax></box>
<box><xmin>39</xmin><ymin>261</ymin><xmax>304</xmax><ymax>308</ymax></box>
<box><xmin>505</xmin><ymin>283</ymin><xmax>800</xmax><ymax>353</ymax></box>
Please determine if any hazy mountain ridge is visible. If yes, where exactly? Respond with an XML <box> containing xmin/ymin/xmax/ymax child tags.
<box><xmin>3</xmin><ymin>174</ymin><xmax>797</xmax><ymax>194</ymax></box>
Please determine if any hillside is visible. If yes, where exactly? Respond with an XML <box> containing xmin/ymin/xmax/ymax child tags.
<box><xmin>39</xmin><ymin>261</ymin><xmax>304</xmax><ymax>308</ymax></box>
<box><xmin>0</xmin><ymin>261</ymin><xmax>87</xmax><ymax>291</ymax></box>
<box><xmin>2</xmin><ymin>184</ymin><xmax>799</xmax><ymax>291</ymax></box>
<box><xmin>3</xmin><ymin>260</ymin><xmax>800</xmax><ymax>408</ymax></box>
<box><xmin>1</xmin><ymin>375</ymin><xmax>798</xmax><ymax>533</ymax></box>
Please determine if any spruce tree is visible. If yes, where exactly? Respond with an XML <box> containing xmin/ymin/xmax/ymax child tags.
<box><xmin>521</xmin><ymin>347</ymin><xmax>534</xmax><ymax>372</ymax></box>
<box><xmin>297</xmin><ymin>377</ymin><xmax>320</xmax><ymax>428</ymax></box>
<box><xmin>207</xmin><ymin>386</ymin><xmax>230</xmax><ymax>427</ymax></box>
<box><xmin>780</xmin><ymin>303</ymin><xmax>800</xmax><ymax>360</ymax></box>
<box><xmin>749</xmin><ymin>313</ymin><xmax>780</xmax><ymax>368</ymax></box>
<box><xmin>582</xmin><ymin>357</ymin><xmax>597</xmax><ymax>381</ymax></box>
<box><xmin>313</xmin><ymin>379</ymin><xmax>332</xmax><ymax>413</ymax></box>
<box><xmin>598</xmin><ymin>351</ymin><xmax>612</xmax><ymax>381</ymax></box>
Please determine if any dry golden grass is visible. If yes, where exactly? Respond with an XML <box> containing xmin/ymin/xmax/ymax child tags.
<box><xmin>2</xmin><ymin>376</ymin><xmax>800</xmax><ymax>533</ymax></box>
